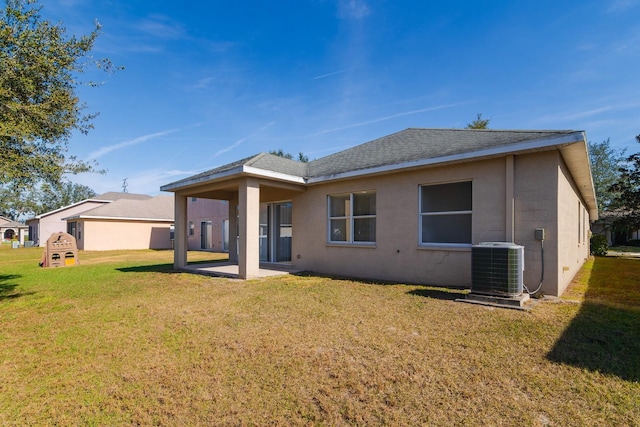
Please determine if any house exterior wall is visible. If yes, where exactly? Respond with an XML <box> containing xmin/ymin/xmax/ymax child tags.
<box><xmin>290</xmin><ymin>150</ymin><xmax>590</xmax><ymax>296</ymax></box>
<box><xmin>291</xmin><ymin>157</ymin><xmax>508</xmax><ymax>288</ymax></box>
<box><xmin>186</xmin><ymin>198</ymin><xmax>229</xmax><ymax>251</ymax></box>
<box><xmin>513</xmin><ymin>151</ymin><xmax>560</xmax><ymax>295</ymax></box>
<box><xmin>26</xmin><ymin>201</ymin><xmax>107</xmax><ymax>246</ymax></box>
<box><xmin>556</xmin><ymin>156</ymin><xmax>591</xmax><ymax>295</ymax></box>
<box><xmin>78</xmin><ymin>219</ymin><xmax>173</xmax><ymax>251</ymax></box>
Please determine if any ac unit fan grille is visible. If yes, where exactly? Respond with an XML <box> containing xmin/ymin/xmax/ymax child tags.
<box><xmin>471</xmin><ymin>244</ymin><xmax>523</xmax><ymax>297</ymax></box>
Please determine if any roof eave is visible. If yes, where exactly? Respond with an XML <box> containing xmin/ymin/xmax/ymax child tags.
<box><xmin>160</xmin><ymin>165</ymin><xmax>306</xmax><ymax>192</ymax></box>
<box><xmin>63</xmin><ymin>215</ymin><xmax>174</xmax><ymax>222</ymax></box>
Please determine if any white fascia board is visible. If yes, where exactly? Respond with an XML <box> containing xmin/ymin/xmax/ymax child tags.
<box><xmin>160</xmin><ymin>165</ymin><xmax>306</xmax><ymax>192</ymax></box>
<box><xmin>64</xmin><ymin>215</ymin><xmax>174</xmax><ymax>222</ymax></box>
<box><xmin>307</xmin><ymin>132</ymin><xmax>586</xmax><ymax>184</ymax></box>
<box><xmin>35</xmin><ymin>199</ymin><xmax>113</xmax><ymax>219</ymax></box>
<box><xmin>160</xmin><ymin>166</ymin><xmax>244</xmax><ymax>192</ymax></box>
<box><xmin>242</xmin><ymin>165</ymin><xmax>307</xmax><ymax>184</ymax></box>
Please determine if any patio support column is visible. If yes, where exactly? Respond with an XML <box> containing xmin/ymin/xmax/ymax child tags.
<box><xmin>228</xmin><ymin>194</ymin><xmax>238</xmax><ymax>263</ymax></box>
<box><xmin>174</xmin><ymin>193</ymin><xmax>188</xmax><ymax>269</ymax></box>
<box><xmin>506</xmin><ymin>155</ymin><xmax>515</xmax><ymax>243</ymax></box>
<box><xmin>238</xmin><ymin>177</ymin><xmax>260</xmax><ymax>278</ymax></box>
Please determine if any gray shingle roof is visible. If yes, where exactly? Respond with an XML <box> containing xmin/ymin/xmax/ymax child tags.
<box><xmin>95</xmin><ymin>192</ymin><xmax>153</xmax><ymax>201</ymax></box>
<box><xmin>162</xmin><ymin>128</ymin><xmax>583</xmax><ymax>190</ymax></box>
<box><xmin>71</xmin><ymin>194</ymin><xmax>174</xmax><ymax>220</ymax></box>
<box><xmin>306</xmin><ymin>128</ymin><xmax>577</xmax><ymax>178</ymax></box>
<box><xmin>0</xmin><ymin>221</ymin><xmax>27</xmax><ymax>228</ymax></box>
<box><xmin>165</xmin><ymin>153</ymin><xmax>308</xmax><ymax>189</ymax></box>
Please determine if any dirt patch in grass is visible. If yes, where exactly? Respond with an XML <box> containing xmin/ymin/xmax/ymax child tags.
<box><xmin>0</xmin><ymin>248</ymin><xmax>638</xmax><ymax>425</ymax></box>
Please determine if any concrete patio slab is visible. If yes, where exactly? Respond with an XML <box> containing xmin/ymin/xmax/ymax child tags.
<box><xmin>179</xmin><ymin>262</ymin><xmax>300</xmax><ymax>279</ymax></box>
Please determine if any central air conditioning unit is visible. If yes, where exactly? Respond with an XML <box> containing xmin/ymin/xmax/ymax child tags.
<box><xmin>471</xmin><ymin>242</ymin><xmax>524</xmax><ymax>297</ymax></box>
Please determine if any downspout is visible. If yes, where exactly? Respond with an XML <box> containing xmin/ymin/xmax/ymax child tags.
<box><xmin>506</xmin><ymin>155</ymin><xmax>515</xmax><ymax>243</ymax></box>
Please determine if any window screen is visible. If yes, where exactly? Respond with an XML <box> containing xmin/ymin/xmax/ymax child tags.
<box><xmin>420</xmin><ymin>182</ymin><xmax>472</xmax><ymax>244</ymax></box>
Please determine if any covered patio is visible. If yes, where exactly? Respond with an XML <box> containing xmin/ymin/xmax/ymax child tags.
<box><xmin>178</xmin><ymin>261</ymin><xmax>301</xmax><ymax>279</ymax></box>
<box><xmin>160</xmin><ymin>153</ymin><xmax>307</xmax><ymax>279</ymax></box>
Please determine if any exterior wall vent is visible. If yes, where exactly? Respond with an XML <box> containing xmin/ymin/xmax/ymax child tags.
<box><xmin>471</xmin><ymin>242</ymin><xmax>524</xmax><ymax>297</ymax></box>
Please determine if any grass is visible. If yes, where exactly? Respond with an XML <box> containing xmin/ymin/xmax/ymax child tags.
<box><xmin>610</xmin><ymin>245</ymin><xmax>640</xmax><ymax>254</ymax></box>
<box><xmin>0</xmin><ymin>247</ymin><xmax>638</xmax><ymax>425</ymax></box>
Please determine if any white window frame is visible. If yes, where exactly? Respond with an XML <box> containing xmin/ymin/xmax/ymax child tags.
<box><xmin>327</xmin><ymin>191</ymin><xmax>376</xmax><ymax>245</ymax></box>
<box><xmin>419</xmin><ymin>181</ymin><xmax>472</xmax><ymax>248</ymax></box>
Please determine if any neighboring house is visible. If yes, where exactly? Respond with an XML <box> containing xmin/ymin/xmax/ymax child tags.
<box><xmin>161</xmin><ymin>128</ymin><xmax>597</xmax><ymax>297</ymax></box>
<box><xmin>26</xmin><ymin>192</ymin><xmax>152</xmax><ymax>246</ymax></box>
<box><xmin>63</xmin><ymin>194</ymin><xmax>175</xmax><ymax>251</ymax></box>
<box><xmin>0</xmin><ymin>216</ymin><xmax>28</xmax><ymax>244</ymax></box>
<box><xmin>591</xmin><ymin>210</ymin><xmax>640</xmax><ymax>246</ymax></box>
<box><xmin>186</xmin><ymin>197</ymin><xmax>230</xmax><ymax>252</ymax></box>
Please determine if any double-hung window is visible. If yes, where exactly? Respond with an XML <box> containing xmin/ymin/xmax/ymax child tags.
<box><xmin>420</xmin><ymin>181</ymin><xmax>472</xmax><ymax>245</ymax></box>
<box><xmin>328</xmin><ymin>191</ymin><xmax>376</xmax><ymax>244</ymax></box>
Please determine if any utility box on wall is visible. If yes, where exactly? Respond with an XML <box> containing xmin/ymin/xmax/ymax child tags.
<box><xmin>40</xmin><ymin>232</ymin><xmax>79</xmax><ymax>268</ymax></box>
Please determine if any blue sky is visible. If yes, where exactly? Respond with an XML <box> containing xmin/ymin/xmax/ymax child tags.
<box><xmin>41</xmin><ymin>0</ymin><xmax>640</xmax><ymax>195</ymax></box>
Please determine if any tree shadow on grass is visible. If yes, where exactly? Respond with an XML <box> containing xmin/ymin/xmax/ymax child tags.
<box><xmin>0</xmin><ymin>274</ymin><xmax>33</xmax><ymax>301</ymax></box>
<box><xmin>547</xmin><ymin>257</ymin><xmax>640</xmax><ymax>382</ymax></box>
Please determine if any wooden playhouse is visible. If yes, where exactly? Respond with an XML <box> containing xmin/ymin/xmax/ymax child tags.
<box><xmin>40</xmin><ymin>232</ymin><xmax>79</xmax><ymax>267</ymax></box>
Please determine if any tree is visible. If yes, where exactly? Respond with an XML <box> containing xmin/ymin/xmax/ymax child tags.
<box><xmin>465</xmin><ymin>113</ymin><xmax>491</xmax><ymax>129</ymax></box>
<box><xmin>0</xmin><ymin>0</ymin><xmax>116</xmax><ymax>209</ymax></box>
<box><xmin>588</xmin><ymin>138</ymin><xmax>626</xmax><ymax>215</ymax></box>
<box><xmin>0</xmin><ymin>180</ymin><xmax>96</xmax><ymax>219</ymax></box>
<box><xmin>269</xmin><ymin>149</ymin><xmax>309</xmax><ymax>162</ymax></box>
<box><xmin>609</xmin><ymin>134</ymin><xmax>640</xmax><ymax>231</ymax></box>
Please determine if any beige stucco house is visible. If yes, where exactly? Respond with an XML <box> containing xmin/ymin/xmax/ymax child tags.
<box><xmin>62</xmin><ymin>194</ymin><xmax>175</xmax><ymax>251</ymax></box>
<box><xmin>0</xmin><ymin>216</ymin><xmax>28</xmax><ymax>244</ymax></box>
<box><xmin>161</xmin><ymin>128</ymin><xmax>598</xmax><ymax>297</ymax></box>
<box><xmin>26</xmin><ymin>192</ymin><xmax>152</xmax><ymax>246</ymax></box>
<box><xmin>186</xmin><ymin>197</ymin><xmax>230</xmax><ymax>252</ymax></box>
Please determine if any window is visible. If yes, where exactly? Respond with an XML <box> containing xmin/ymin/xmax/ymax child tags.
<box><xmin>420</xmin><ymin>181</ymin><xmax>472</xmax><ymax>245</ymax></box>
<box><xmin>188</xmin><ymin>221</ymin><xmax>195</xmax><ymax>236</ymax></box>
<box><xmin>67</xmin><ymin>222</ymin><xmax>77</xmax><ymax>238</ymax></box>
<box><xmin>328</xmin><ymin>191</ymin><xmax>376</xmax><ymax>244</ymax></box>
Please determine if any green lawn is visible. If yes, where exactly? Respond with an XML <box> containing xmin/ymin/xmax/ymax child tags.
<box><xmin>0</xmin><ymin>246</ymin><xmax>638</xmax><ymax>425</ymax></box>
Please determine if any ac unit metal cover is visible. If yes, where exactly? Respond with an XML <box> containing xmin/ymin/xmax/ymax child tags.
<box><xmin>471</xmin><ymin>242</ymin><xmax>524</xmax><ymax>297</ymax></box>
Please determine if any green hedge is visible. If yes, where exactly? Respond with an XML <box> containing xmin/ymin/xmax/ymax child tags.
<box><xmin>590</xmin><ymin>234</ymin><xmax>608</xmax><ymax>256</ymax></box>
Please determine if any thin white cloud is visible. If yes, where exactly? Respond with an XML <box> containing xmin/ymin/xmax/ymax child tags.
<box><xmin>553</xmin><ymin>107</ymin><xmax>613</xmax><ymax>122</ymax></box>
<box><xmin>337</xmin><ymin>0</ymin><xmax>371</xmax><ymax>20</ymax></box>
<box><xmin>606</xmin><ymin>0</ymin><xmax>640</xmax><ymax>13</ymax></box>
<box><xmin>137</xmin><ymin>15</ymin><xmax>186</xmax><ymax>40</ymax></box>
<box><xmin>309</xmin><ymin>102</ymin><xmax>466</xmax><ymax>136</ymax></box>
<box><xmin>212</xmin><ymin>121</ymin><xmax>276</xmax><ymax>158</ymax></box>
<box><xmin>536</xmin><ymin>100</ymin><xmax>640</xmax><ymax>125</ymax></box>
<box><xmin>88</xmin><ymin>128</ymin><xmax>181</xmax><ymax>160</ymax></box>
<box><xmin>313</xmin><ymin>68</ymin><xmax>352</xmax><ymax>80</ymax></box>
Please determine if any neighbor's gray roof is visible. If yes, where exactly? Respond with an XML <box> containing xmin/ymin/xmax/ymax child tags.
<box><xmin>65</xmin><ymin>194</ymin><xmax>174</xmax><ymax>221</ymax></box>
<box><xmin>95</xmin><ymin>192</ymin><xmax>153</xmax><ymax>201</ymax></box>
<box><xmin>29</xmin><ymin>192</ymin><xmax>153</xmax><ymax>220</ymax></box>
<box><xmin>0</xmin><ymin>220</ymin><xmax>27</xmax><ymax>228</ymax></box>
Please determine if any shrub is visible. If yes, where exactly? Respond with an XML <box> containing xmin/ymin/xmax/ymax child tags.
<box><xmin>627</xmin><ymin>239</ymin><xmax>640</xmax><ymax>247</ymax></box>
<box><xmin>590</xmin><ymin>234</ymin><xmax>608</xmax><ymax>256</ymax></box>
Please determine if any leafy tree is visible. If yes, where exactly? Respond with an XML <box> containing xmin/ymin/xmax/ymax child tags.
<box><xmin>269</xmin><ymin>149</ymin><xmax>309</xmax><ymax>162</ymax></box>
<box><xmin>0</xmin><ymin>0</ymin><xmax>116</xmax><ymax>210</ymax></box>
<box><xmin>588</xmin><ymin>138</ymin><xmax>626</xmax><ymax>214</ymax></box>
<box><xmin>1</xmin><ymin>180</ymin><xmax>96</xmax><ymax>219</ymax></box>
<box><xmin>465</xmin><ymin>113</ymin><xmax>491</xmax><ymax>129</ymax></box>
<box><xmin>609</xmin><ymin>134</ymin><xmax>640</xmax><ymax>231</ymax></box>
